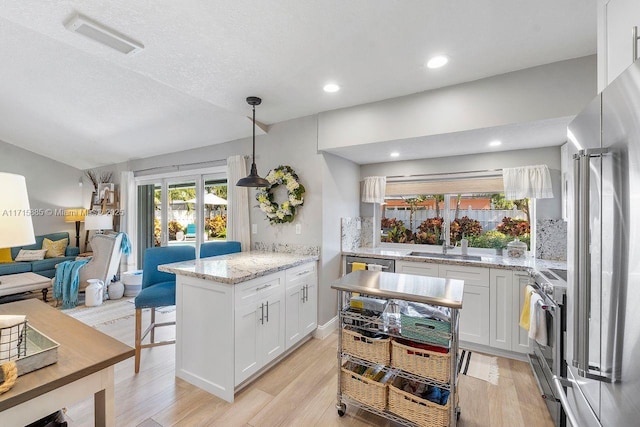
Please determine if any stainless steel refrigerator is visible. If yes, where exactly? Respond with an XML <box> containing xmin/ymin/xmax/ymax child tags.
<box><xmin>560</xmin><ymin>58</ymin><xmax>640</xmax><ymax>426</ymax></box>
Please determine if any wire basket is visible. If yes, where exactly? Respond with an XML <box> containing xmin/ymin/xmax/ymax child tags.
<box><xmin>391</xmin><ymin>340</ymin><xmax>451</xmax><ymax>383</ymax></box>
<box><xmin>341</xmin><ymin>328</ymin><xmax>391</xmax><ymax>365</ymax></box>
<box><xmin>0</xmin><ymin>320</ymin><xmax>27</xmax><ymax>363</ymax></box>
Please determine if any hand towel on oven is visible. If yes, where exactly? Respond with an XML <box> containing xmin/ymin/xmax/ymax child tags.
<box><xmin>367</xmin><ymin>264</ymin><xmax>383</xmax><ymax>271</ymax></box>
<box><xmin>351</xmin><ymin>262</ymin><xmax>366</xmax><ymax>271</ymax></box>
<box><xmin>519</xmin><ymin>285</ymin><xmax>535</xmax><ymax>330</ymax></box>
<box><xmin>527</xmin><ymin>293</ymin><xmax>548</xmax><ymax>345</ymax></box>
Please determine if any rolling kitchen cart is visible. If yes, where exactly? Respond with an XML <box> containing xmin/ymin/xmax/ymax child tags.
<box><xmin>331</xmin><ymin>270</ymin><xmax>464</xmax><ymax>427</ymax></box>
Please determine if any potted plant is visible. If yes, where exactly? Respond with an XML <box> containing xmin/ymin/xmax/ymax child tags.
<box><xmin>485</xmin><ymin>231</ymin><xmax>509</xmax><ymax>256</ymax></box>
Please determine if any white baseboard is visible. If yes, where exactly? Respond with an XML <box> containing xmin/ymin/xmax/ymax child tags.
<box><xmin>312</xmin><ymin>315</ymin><xmax>338</xmax><ymax>340</ymax></box>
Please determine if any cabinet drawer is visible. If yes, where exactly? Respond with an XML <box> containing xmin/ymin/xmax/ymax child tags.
<box><xmin>285</xmin><ymin>262</ymin><xmax>317</xmax><ymax>285</ymax></box>
<box><xmin>235</xmin><ymin>272</ymin><xmax>284</xmax><ymax>304</ymax></box>
<box><xmin>439</xmin><ymin>265</ymin><xmax>490</xmax><ymax>287</ymax></box>
<box><xmin>395</xmin><ymin>260</ymin><xmax>439</xmax><ymax>277</ymax></box>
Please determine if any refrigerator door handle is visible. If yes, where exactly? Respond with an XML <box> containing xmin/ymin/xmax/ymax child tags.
<box><xmin>552</xmin><ymin>376</ymin><xmax>583</xmax><ymax>427</ymax></box>
<box><xmin>573</xmin><ymin>149</ymin><xmax>612</xmax><ymax>382</ymax></box>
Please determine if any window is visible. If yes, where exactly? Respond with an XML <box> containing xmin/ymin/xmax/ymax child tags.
<box><xmin>381</xmin><ymin>175</ymin><xmax>531</xmax><ymax>250</ymax></box>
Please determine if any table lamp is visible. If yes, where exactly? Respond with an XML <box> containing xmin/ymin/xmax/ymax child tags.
<box><xmin>64</xmin><ymin>207</ymin><xmax>86</xmax><ymax>249</ymax></box>
<box><xmin>84</xmin><ymin>214</ymin><xmax>113</xmax><ymax>250</ymax></box>
<box><xmin>0</xmin><ymin>173</ymin><xmax>36</xmax><ymax>284</ymax></box>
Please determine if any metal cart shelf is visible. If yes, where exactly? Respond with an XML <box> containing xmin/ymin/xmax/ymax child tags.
<box><xmin>331</xmin><ymin>270</ymin><xmax>464</xmax><ymax>427</ymax></box>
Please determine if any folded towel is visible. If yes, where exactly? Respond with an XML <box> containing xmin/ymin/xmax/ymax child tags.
<box><xmin>367</xmin><ymin>264</ymin><xmax>383</xmax><ymax>271</ymax></box>
<box><xmin>534</xmin><ymin>300</ymin><xmax>548</xmax><ymax>346</ymax></box>
<box><xmin>519</xmin><ymin>285</ymin><xmax>535</xmax><ymax>330</ymax></box>
<box><xmin>53</xmin><ymin>258</ymin><xmax>90</xmax><ymax>309</ymax></box>
<box><xmin>528</xmin><ymin>293</ymin><xmax>542</xmax><ymax>341</ymax></box>
<box><xmin>351</xmin><ymin>262</ymin><xmax>366</xmax><ymax>271</ymax></box>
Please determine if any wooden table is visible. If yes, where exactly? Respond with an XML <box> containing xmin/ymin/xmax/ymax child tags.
<box><xmin>0</xmin><ymin>272</ymin><xmax>51</xmax><ymax>302</ymax></box>
<box><xmin>0</xmin><ymin>299</ymin><xmax>134</xmax><ymax>426</ymax></box>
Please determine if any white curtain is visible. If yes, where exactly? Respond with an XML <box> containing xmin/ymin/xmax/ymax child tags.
<box><xmin>226</xmin><ymin>155</ymin><xmax>251</xmax><ymax>251</ymax></box>
<box><xmin>120</xmin><ymin>171</ymin><xmax>137</xmax><ymax>271</ymax></box>
<box><xmin>503</xmin><ymin>165</ymin><xmax>553</xmax><ymax>200</ymax></box>
<box><xmin>362</xmin><ymin>176</ymin><xmax>387</xmax><ymax>203</ymax></box>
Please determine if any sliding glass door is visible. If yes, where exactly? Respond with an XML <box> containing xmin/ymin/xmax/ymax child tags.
<box><xmin>136</xmin><ymin>168</ymin><xmax>226</xmax><ymax>266</ymax></box>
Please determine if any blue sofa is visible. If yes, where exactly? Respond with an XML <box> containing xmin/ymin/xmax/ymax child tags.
<box><xmin>1</xmin><ymin>232</ymin><xmax>80</xmax><ymax>278</ymax></box>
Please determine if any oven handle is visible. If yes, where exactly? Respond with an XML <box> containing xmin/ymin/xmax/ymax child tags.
<box><xmin>552</xmin><ymin>376</ymin><xmax>581</xmax><ymax>427</ymax></box>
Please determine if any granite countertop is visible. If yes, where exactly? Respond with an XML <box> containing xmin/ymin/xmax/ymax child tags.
<box><xmin>158</xmin><ymin>251</ymin><xmax>319</xmax><ymax>285</ymax></box>
<box><xmin>342</xmin><ymin>247</ymin><xmax>567</xmax><ymax>271</ymax></box>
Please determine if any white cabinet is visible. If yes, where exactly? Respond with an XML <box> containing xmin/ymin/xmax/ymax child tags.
<box><xmin>598</xmin><ymin>0</ymin><xmax>640</xmax><ymax>91</ymax></box>
<box><xmin>489</xmin><ymin>269</ymin><xmax>513</xmax><ymax>351</ymax></box>
<box><xmin>439</xmin><ymin>264</ymin><xmax>491</xmax><ymax>346</ymax></box>
<box><xmin>285</xmin><ymin>262</ymin><xmax>318</xmax><ymax>350</ymax></box>
<box><xmin>234</xmin><ymin>273</ymin><xmax>286</xmax><ymax>386</ymax></box>
<box><xmin>511</xmin><ymin>271</ymin><xmax>532</xmax><ymax>353</ymax></box>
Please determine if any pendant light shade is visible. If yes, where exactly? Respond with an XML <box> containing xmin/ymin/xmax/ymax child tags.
<box><xmin>236</xmin><ymin>96</ymin><xmax>270</xmax><ymax>187</ymax></box>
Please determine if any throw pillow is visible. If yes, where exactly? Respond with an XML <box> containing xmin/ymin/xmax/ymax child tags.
<box><xmin>42</xmin><ymin>237</ymin><xmax>69</xmax><ymax>258</ymax></box>
<box><xmin>0</xmin><ymin>247</ymin><xmax>12</xmax><ymax>263</ymax></box>
<box><xmin>15</xmin><ymin>249</ymin><xmax>47</xmax><ymax>262</ymax></box>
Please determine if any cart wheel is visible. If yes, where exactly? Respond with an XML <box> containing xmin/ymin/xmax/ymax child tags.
<box><xmin>456</xmin><ymin>408</ymin><xmax>461</xmax><ymax>420</ymax></box>
<box><xmin>337</xmin><ymin>403</ymin><xmax>346</xmax><ymax>417</ymax></box>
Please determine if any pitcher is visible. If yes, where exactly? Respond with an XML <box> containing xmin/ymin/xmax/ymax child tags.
<box><xmin>85</xmin><ymin>279</ymin><xmax>104</xmax><ymax>307</ymax></box>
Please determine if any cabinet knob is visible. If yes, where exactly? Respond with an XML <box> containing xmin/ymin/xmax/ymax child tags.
<box><xmin>634</xmin><ymin>26</ymin><xmax>640</xmax><ymax>62</ymax></box>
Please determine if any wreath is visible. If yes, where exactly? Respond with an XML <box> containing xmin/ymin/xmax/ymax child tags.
<box><xmin>256</xmin><ymin>165</ymin><xmax>305</xmax><ymax>224</ymax></box>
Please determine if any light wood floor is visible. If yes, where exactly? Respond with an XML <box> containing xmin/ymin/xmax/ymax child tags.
<box><xmin>61</xmin><ymin>309</ymin><xmax>554</xmax><ymax>427</ymax></box>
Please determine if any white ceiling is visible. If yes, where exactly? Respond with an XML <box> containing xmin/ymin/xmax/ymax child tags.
<box><xmin>0</xmin><ymin>1</ymin><xmax>596</xmax><ymax>169</ymax></box>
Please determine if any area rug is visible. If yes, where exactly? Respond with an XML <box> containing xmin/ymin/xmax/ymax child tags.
<box><xmin>61</xmin><ymin>298</ymin><xmax>136</xmax><ymax>327</ymax></box>
<box><xmin>458</xmin><ymin>350</ymin><xmax>500</xmax><ymax>385</ymax></box>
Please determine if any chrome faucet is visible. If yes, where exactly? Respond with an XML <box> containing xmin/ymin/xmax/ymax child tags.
<box><xmin>442</xmin><ymin>240</ymin><xmax>457</xmax><ymax>254</ymax></box>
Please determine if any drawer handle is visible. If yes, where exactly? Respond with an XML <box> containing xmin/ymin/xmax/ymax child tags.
<box><xmin>296</xmin><ymin>270</ymin><xmax>312</xmax><ymax>276</ymax></box>
<box><xmin>256</xmin><ymin>284</ymin><xmax>272</xmax><ymax>291</ymax></box>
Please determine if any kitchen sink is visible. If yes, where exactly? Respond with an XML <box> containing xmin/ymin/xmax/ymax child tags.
<box><xmin>408</xmin><ymin>251</ymin><xmax>482</xmax><ymax>261</ymax></box>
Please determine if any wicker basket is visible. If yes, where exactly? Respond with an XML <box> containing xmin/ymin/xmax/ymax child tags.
<box><xmin>341</xmin><ymin>328</ymin><xmax>391</xmax><ymax>365</ymax></box>
<box><xmin>391</xmin><ymin>340</ymin><xmax>450</xmax><ymax>383</ymax></box>
<box><xmin>400</xmin><ymin>314</ymin><xmax>451</xmax><ymax>347</ymax></box>
<box><xmin>388</xmin><ymin>380</ymin><xmax>451</xmax><ymax>427</ymax></box>
<box><xmin>340</xmin><ymin>366</ymin><xmax>388</xmax><ymax>410</ymax></box>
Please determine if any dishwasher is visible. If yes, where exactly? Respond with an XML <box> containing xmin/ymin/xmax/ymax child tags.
<box><xmin>345</xmin><ymin>255</ymin><xmax>395</xmax><ymax>274</ymax></box>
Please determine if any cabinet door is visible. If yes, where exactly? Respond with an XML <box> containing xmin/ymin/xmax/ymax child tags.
<box><xmin>490</xmin><ymin>269</ymin><xmax>513</xmax><ymax>351</ymax></box>
<box><xmin>285</xmin><ymin>282</ymin><xmax>303</xmax><ymax>349</ymax></box>
<box><xmin>234</xmin><ymin>302</ymin><xmax>260</xmax><ymax>385</ymax></box>
<box><xmin>396</xmin><ymin>260</ymin><xmax>439</xmax><ymax>277</ymax></box>
<box><xmin>260</xmin><ymin>291</ymin><xmax>285</xmax><ymax>366</ymax></box>
<box><xmin>459</xmin><ymin>284</ymin><xmax>490</xmax><ymax>345</ymax></box>
<box><xmin>301</xmin><ymin>279</ymin><xmax>318</xmax><ymax>337</ymax></box>
<box><xmin>604</xmin><ymin>0</ymin><xmax>640</xmax><ymax>87</ymax></box>
<box><xmin>511</xmin><ymin>272</ymin><xmax>532</xmax><ymax>353</ymax></box>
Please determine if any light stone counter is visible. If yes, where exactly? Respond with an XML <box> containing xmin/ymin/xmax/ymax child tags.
<box><xmin>343</xmin><ymin>247</ymin><xmax>567</xmax><ymax>271</ymax></box>
<box><xmin>158</xmin><ymin>250</ymin><xmax>319</xmax><ymax>284</ymax></box>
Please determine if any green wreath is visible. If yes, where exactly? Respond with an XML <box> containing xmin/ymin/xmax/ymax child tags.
<box><xmin>256</xmin><ymin>165</ymin><xmax>305</xmax><ymax>224</ymax></box>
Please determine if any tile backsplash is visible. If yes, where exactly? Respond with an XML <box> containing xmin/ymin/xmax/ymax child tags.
<box><xmin>341</xmin><ymin>217</ymin><xmax>374</xmax><ymax>251</ymax></box>
<box><xmin>253</xmin><ymin>241</ymin><xmax>320</xmax><ymax>256</ymax></box>
<box><xmin>536</xmin><ymin>219</ymin><xmax>567</xmax><ymax>261</ymax></box>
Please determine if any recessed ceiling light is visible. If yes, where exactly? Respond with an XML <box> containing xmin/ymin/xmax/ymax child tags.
<box><xmin>323</xmin><ymin>83</ymin><xmax>340</xmax><ymax>93</ymax></box>
<box><xmin>489</xmin><ymin>140</ymin><xmax>502</xmax><ymax>147</ymax></box>
<box><xmin>390</xmin><ymin>152</ymin><xmax>400</xmax><ymax>158</ymax></box>
<box><xmin>426</xmin><ymin>55</ymin><xmax>449</xmax><ymax>69</ymax></box>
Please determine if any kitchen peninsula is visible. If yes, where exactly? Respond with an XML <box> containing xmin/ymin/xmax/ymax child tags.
<box><xmin>159</xmin><ymin>251</ymin><xmax>318</xmax><ymax>402</ymax></box>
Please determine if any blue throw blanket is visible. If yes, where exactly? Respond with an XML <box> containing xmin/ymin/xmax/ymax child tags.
<box><xmin>53</xmin><ymin>259</ymin><xmax>90</xmax><ymax>309</ymax></box>
<box><xmin>119</xmin><ymin>232</ymin><xmax>132</xmax><ymax>256</ymax></box>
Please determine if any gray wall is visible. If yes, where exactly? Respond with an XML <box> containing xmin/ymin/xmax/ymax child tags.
<box><xmin>318</xmin><ymin>55</ymin><xmax>596</xmax><ymax>149</ymax></box>
<box><xmin>320</xmin><ymin>153</ymin><xmax>360</xmax><ymax>324</ymax></box>
<box><xmin>360</xmin><ymin>146</ymin><xmax>563</xmax><ymax>219</ymax></box>
<box><xmin>0</xmin><ymin>139</ymin><xmax>85</xmax><ymax>241</ymax></box>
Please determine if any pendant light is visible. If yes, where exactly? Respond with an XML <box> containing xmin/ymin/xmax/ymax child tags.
<box><xmin>236</xmin><ymin>96</ymin><xmax>270</xmax><ymax>187</ymax></box>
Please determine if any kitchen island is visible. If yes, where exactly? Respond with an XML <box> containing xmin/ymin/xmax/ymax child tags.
<box><xmin>159</xmin><ymin>251</ymin><xmax>318</xmax><ymax>402</ymax></box>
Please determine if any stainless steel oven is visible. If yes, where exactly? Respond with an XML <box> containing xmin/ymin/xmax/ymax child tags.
<box><xmin>345</xmin><ymin>256</ymin><xmax>395</xmax><ymax>274</ymax></box>
<box><xmin>528</xmin><ymin>268</ymin><xmax>567</xmax><ymax>427</ymax></box>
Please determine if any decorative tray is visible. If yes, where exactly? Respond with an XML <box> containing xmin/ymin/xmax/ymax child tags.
<box><xmin>10</xmin><ymin>325</ymin><xmax>59</xmax><ymax>377</ymax></box>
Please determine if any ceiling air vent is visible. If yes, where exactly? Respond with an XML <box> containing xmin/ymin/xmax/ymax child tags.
<box><xmin>65</xmin><ymin>13</ymin><xmax>144</xmax><ymax>55</ymax></box>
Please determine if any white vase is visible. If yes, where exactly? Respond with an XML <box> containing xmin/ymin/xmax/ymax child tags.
<box><xmin>108</xmin><ymin>281</ymin><xmax>125</xmax><ymax>300</ymax></box>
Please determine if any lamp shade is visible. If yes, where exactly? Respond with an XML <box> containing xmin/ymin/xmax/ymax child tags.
<box><xmin>64</xmin><ymin>207</ymin><xmax>86</xmax><ymax>223</ymax></box>
<box><xmin>84</xmin><ymin>214</ymin><xmax>113</xmax><ymax>231</ymax></box>
<box><xmin>0</xmin><ymin>173</ymin><xmax>36</xmax><ymax>247</ymax></box>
